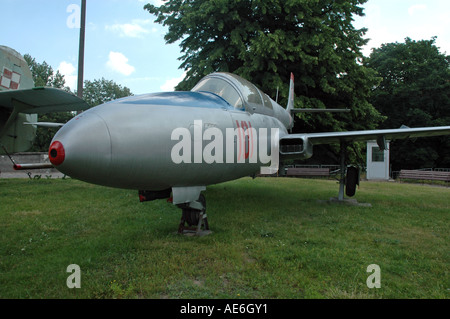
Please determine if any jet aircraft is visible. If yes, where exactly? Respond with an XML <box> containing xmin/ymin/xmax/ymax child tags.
<box><xmin>42</xmin><ymin>72</ymin><xmax>450</xmax><ymax>235</ymax></box>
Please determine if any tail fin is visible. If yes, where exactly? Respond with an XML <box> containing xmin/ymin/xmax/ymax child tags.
<box><xmin>286</xmin><ymin>72</ymin><xmax>295</xmax><ymax>112</ymax></box>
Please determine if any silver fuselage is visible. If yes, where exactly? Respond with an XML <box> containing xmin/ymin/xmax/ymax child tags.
<box><xmin>51</xmin><ymin>91</ymin><xmax>290</xmax><ymax>190</ymax></box>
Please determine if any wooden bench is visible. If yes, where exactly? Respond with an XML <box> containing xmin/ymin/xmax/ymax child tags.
<box><xmin>398</xmin><ymin>170</ymin><xmax>450</xmax><ymax>183</ymax></box>
<box><xmin>286</xmin><ymin>167</ymin><xmax>330</xmax><ymax>177</ymax></box>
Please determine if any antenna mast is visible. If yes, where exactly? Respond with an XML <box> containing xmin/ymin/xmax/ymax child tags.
<box><xmin>77</xmin><ymin>0</ymin><xmax>86</xmax><ymax>99</ymax></box>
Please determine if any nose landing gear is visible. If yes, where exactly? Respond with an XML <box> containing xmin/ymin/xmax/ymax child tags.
<box><xmin>139</xmin><ymin>188</ymin><xmax>211</xmax><ymax>236</ymax></box>
<box><xmin>177</xmin><ymin>193</ymin><xmax>211</xmax><ymax>236</ymax></box>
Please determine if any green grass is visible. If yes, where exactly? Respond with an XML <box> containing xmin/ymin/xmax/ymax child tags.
<box><xmin>0</xmin><ymin>177</ymin><xmax>448</xmax><ymax>299</ymax></box>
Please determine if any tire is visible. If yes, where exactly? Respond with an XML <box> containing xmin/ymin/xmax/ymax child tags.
<box><xmin>185</xmin><ymin>209</ymin><xmax>200</xmax><ymax>226</ymax></box>
<box><xmin>184</xmin><ymin>194</ymin><xmax>206</xmax><ymax>226</ymax></box>
<box><xmin>346</xmin><ymin>166</ymin><xmax>358</xmax><ymax>197</ymax></box>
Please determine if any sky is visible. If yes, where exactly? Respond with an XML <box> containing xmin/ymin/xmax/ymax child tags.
<box><xmin>2</xmin><ymin>0</ymin><xmax>449</xmax><ymax>95</ymax></box>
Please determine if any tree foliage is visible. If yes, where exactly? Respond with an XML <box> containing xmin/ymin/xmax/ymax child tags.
<box><xmin>145</xmin><ymin>0</ymin><xmax>383</xmax><ymax>164</ymax></box>
<box><xmin>24</xmin><ymin>56</ymin><xmax>133</xmax><ymax>151</ymax></box>
<box><xmin>82</xmin><ymin>78</ymin><xmax>133</xmax><ymax>108</ymax></box>
<box><xmin>366</xmin><ymin>37</ymin><xmax>450</xmax><ymax>169</ymax></box>
<box><xmin>23</xmin><ymin>54</ymin><xmax>68</xmax><ymax>90</ymax></box>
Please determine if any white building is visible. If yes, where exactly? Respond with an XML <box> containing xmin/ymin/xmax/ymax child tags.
<box><xmin>366</xmin><ymin>140</ymin><xmax>390</xmax><ymax>180</ymax></box>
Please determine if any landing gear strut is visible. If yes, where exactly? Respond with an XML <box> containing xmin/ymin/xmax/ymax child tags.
<box><xmin>139</xmin><ymin>187</ymin><xmax>211</xmax><ymax>236</ymax></box>
<box><xmin>177</xmin><ymin>194</ymin><xmax>211</xmax><ymax>236</ymax></box>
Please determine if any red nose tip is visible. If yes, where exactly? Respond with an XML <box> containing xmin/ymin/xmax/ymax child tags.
<box><xmin>49</xmin><ymin>141</ymin><xmax>65</xmax><ymax>166</ymax></box>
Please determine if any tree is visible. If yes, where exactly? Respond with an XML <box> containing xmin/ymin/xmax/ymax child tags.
<box><xmin>145</xmin><ymin>0</ymin><xmax>384</xmax><ymax>164</ymax></box>
<box><xmin>24</xmin><ymin>55</ymin><xmax>133</xmax><ymax>151</ymax></box>
<box><xmin>24</xmin><ymin>54</ymin><xmax>68</xmax><ymax>90</ymax></box>
<box><xmin>81</xmin><ymin>78</ymin><xmax>133</xmax><ymax>108</ymax></box>
<box><xmin>366</xmin><ymin>37</ymin><xmax>450</xmax><ymax>169</ymax></box>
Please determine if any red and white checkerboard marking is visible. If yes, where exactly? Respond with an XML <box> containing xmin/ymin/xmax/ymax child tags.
<box><xmin>1</xmin><ymin>67</ymin><xmax>21</xmax><ymax>90</ymax></box>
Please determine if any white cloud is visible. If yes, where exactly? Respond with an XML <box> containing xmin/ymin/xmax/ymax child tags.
<box><xmin>354</xmin><ymin>4</ymin><xmax>394</xmax><ymax>56</ymax></box>
<box><xmin>408</xmin><ymin>4</ymin><xmax>427</xmax><ymax>16</ymax></box>
<box><xmin>105</xmin><ymin>19</ymin><xmax>155</xmax><ymax>38</ymax></box>
<box><xmin>160</xmin><ymin>72</ymin><xmax>186</xmax><ymax>91</ymax></box>
<box><xmin>57</xmin><ymin>61</ymin><xmax>77</xmax><ymax>90</ymax></box>
<box><xmin>106</xmin><ymin>52</ymin><xmax>135</xmax><ymax>76</ymax></box>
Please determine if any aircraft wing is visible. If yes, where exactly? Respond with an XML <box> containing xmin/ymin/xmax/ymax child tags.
<box><xmin>280</xmin><ymin>126</ymin><xmax>450</xmax><ymax>159</ymax></box>
<box><xmin>0</xmin><ymin>87</ymin><xmax>90</xmax><ymax>114</ymax></box>
<box><xmin>302</xmin><ymin>126</ymin><xmax>450</xmax><ymax>146</ymax></box>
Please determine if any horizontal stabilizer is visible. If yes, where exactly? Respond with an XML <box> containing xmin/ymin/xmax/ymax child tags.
<box><xmin>291</xmin><ymin>108</ymin><xmax>350</xmax><ymax>113</ymax></box>
<box><xmin>0</xmin><ymin>87</ymin><xmax>90</xmax><ymax>114</ymax></box>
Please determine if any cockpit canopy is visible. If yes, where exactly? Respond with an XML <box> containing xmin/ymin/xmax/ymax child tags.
<box><xmin>191</xmin><ymin>72</ymin><xmax>276</xmax><ymax>114</ymax></box>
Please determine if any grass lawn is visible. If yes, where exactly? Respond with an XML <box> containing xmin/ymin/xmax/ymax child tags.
<box><xmin>0</xmin><ymin>177</ymin><xmax>448</xmax><ymax>299</ymax></box>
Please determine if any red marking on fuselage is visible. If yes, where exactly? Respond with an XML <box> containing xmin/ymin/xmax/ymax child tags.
<box><xmin>248</xmin><ymin>121</ymin><xmax>254</xmax><ymax>159</ymax></box>
<box><xmin>241</xmin><ymin>121</ymin><xmax>249</xmax><ymax>159</ymax></box>
<box><xmin>236</xmin><ymin>120</ymin><xmax>253</xmax><ymax>161</ymax></box>
<box><xmin>236</xmin><ymin>120</ymin><xmax>242</xmax><ymax>161</ymax></box>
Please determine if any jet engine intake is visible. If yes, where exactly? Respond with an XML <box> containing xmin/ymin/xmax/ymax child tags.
<box><xmin>279</xmin><ymin>135</ymin><xmax>313</xmax><ymax>160</ymax></box>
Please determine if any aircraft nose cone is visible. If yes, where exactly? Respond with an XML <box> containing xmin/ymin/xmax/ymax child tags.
<box><xmin>49</xmin><ymin>141</ymin><xmax>65</xmax><ymax>166</ymax></box>
<box><xmin>49</xmin><ymin>112</ymin><xmax>111</xmax><ymax>182</ymax></box>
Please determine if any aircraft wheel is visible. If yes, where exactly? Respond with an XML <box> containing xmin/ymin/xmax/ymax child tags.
<box><xmin>184</xmin><ymin>194</ymin><xmax>206</xmax><ymax>226</ymax></box>
<box><xmin>345</xmin><ymin>166</ymin><xmax>358</xmax><ymax>197</ymax></box>
<box><xmin>184</xmin><ymin>209</ymin><xmax>200</xmax><ymax>226</ymax></box>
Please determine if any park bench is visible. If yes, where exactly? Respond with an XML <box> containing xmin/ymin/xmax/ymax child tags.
<box><xmin>398</xmin><ymin>170</ymin><xmax>450</xmax><ymax>183</ymax></box>
<box><xmin>286</xmin><ymin>167</ymin><xmax>330</xmax><ymax>177</ymax></box>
